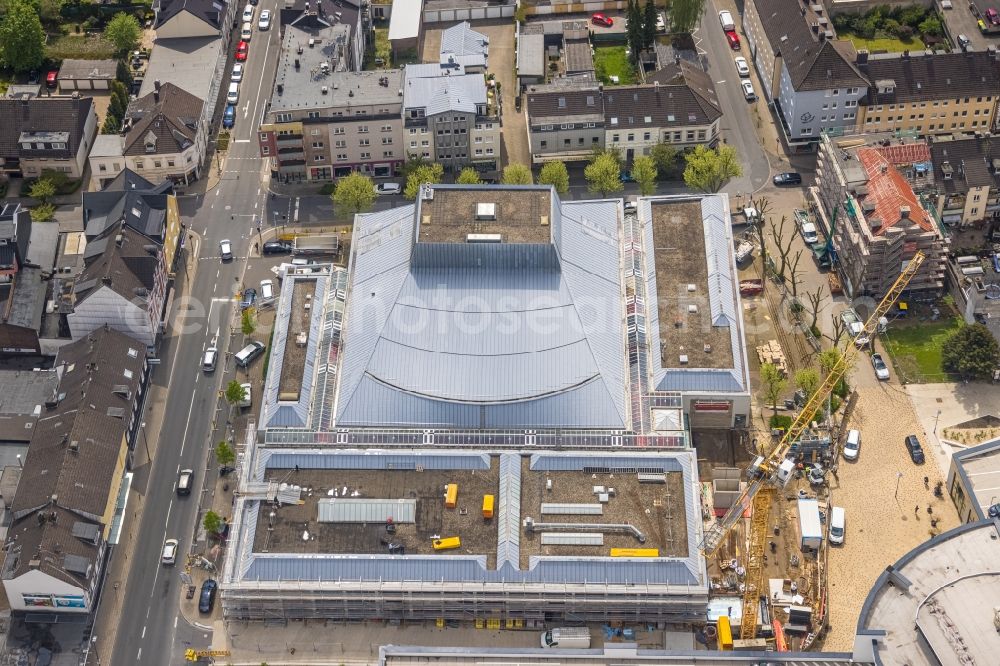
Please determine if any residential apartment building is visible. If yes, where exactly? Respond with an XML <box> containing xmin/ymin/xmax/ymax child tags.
<box><xmin>66</xmin><ymin>223</ymin><xmax>168</xmax><ymax>350</ymax></box>
<box><xmin>526</xmin><ymin>63</ymin><xmax>722</xmax><ymax>165</ymax></box>
<box><xmin>815</xmin><ymin>134</ymin><xmax>946</xmax><ymax>298</ymax></box>
<box><xmin>929</xmin><ymin>136</ymin><xmax>1000</xmax><ymax>227</ymax></box>
<box><xmin>153</xmin><ymin>0</ymin><xmax>229</xmax><ymax>38</ymax></box>
<box><xmin>259</xmin><ymin>14</ymin><xmax>401</xmax><ymax>182</ymax></box>
<box><xmin>856</xmin><ymin>50</ymin><xmax>1000</xmax><ymax>137</ymax></box>
<box><xmin>0</xmin><ymin>203</ymin><xmax>42</xmax><ymax>355</ymax></box>
<box><xmin>117</xmin><ymin>83</ymin><xmax>206</xmax><ymax>186</ymax></box>
<box><xmin>279</xmin><ymin>0</ymin><xmax>366</xmax><ymax>72</ymax></box>
<box><xmin>402</xmin><ymin>62</ymin><xmax>500</xmax><ymax>175</ymax></box>
<box><xmin>1</xmin><ymin>326</ymin><xmax>148</xmax><ymax>615</ymax></box>
<box><xmin>743</xmin><ymin>0</ymin><xmax>866</xmax><ymax>149</ymax></box>
<box><xmin>526</xmin><ymin>82</ymin><xmax>605</xmax><ymax>163</ymax></box>
<box><xmin>0</xmin><ymin>93</ymin><xmax>97</xmax><ymax>179</ymax></box>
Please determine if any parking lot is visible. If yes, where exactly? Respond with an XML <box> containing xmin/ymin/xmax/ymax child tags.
<box><xmin>940</xmin><ymin>1</ymin><xmax>1000</xmax><ymax>51</ymax></box>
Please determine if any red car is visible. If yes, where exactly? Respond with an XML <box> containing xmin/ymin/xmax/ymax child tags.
<box><xmin>45</xmin><ymin>70</ymin><xmax>58</xmax><ymax>88</ymax></box>
<box><xmin>725</xmin><ymin>30</ymin><xmax>741</xmax><ymax>50</ymax></box>
<box><xmin>235</xmin><ymin>40</ymin><xmax>249</xmax><ymax>61</ymax></box>
<box><xmin>987</xmin><ymin>8</ymin><xmax>1000</xmax><ymax>25</ymax></box>
<box><xmin>591</xmin><ymin>13</ymin><xmax>613</xmax><ymax>27</ymax></box>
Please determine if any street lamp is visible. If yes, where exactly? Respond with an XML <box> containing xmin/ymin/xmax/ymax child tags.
<box><xmin>894</xmin><ymin>471</ymin><xmax>904</xmax><ymax>500</ymax></box>
<box><xmin>933</xmin><ymin>409</ymin><xmax>942</xmax><ymax>436</ymax></box>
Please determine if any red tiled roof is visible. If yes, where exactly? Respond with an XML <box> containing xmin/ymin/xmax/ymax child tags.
<box><xmin>856</xmin><ymin>148</ymin><xmax>933</xmax><ymax>234</ymax></box>
<box><xmin>873</xmin><ymin>142</ymin><xmax>931</xmax><ymax>166</ymax></box>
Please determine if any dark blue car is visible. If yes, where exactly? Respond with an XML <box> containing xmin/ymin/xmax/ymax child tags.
<box><xmin>223</xmin><ymin>104</ymin><xmax>236</xmax><ymax>129</ymax></box>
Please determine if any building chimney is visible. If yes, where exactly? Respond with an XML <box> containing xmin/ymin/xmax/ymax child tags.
<box><xmin>856</xmin><ymin>49</ymin><xmax>869</xmax><ymax>66</ymax></box>
<box><xmin>899</xmin><ymin>205</ymin><xmax>910</xmax><ymax>219</ymax></box>
<box><xmin>154</xmin><ymin>79</ymin><xmax>161</xmax><ymax>92</ymax></box>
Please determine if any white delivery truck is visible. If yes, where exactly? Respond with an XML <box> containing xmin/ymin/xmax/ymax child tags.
<box><xmin>797</xmin><ymin>498</ymin><xmax>823</xmax><ymax>551</ymax></box>
<box><xmin>540</xmin><ymin>627</ymin><xmax>591</xmax><ymax>649</ymax></box>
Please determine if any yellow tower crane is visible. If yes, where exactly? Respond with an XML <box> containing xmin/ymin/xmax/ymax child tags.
<box><xmin>700</xmin><ymin>252</ymin><xmax>926</xmax><ymax>640</ymax></box>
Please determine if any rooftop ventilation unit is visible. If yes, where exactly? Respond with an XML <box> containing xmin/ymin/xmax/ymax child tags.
<box><xmin>688</xmin><ymin>304</ymin><xmax>698</xmax><ymax>313</ymax></box>
<box><xmin>679</xmin><ymin>354</ymin><xmax>689</xmax><ymax>364</ymax></box>
<box><xmin>466</xmin><ymin>233</ymin><xmax>502</xmax><ymax>243</ymax></box>
<box><xmin>941</xmin><ymin>161</ymin><xmax>954</xmax><ymax>179</ymax></box>
<box><xmin>475</xmin><ymin>202</ymin><xmax>496</xmax><ymax>220</ymax></box>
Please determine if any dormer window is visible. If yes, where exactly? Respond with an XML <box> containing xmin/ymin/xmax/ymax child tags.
<box><xmin>145</xmin><ymin>142</ymin><xmax>155</xmax><ymax>153</ymax></box>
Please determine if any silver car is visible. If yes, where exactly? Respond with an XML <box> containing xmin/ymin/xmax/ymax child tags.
<box><xmin>161</xmin><ymin>538</ymin><xmax>179</xmax><ymax>565</ymax></box>
<box><xmin>871</xmin><ymin>353</ymin><xmax>890</xmax><ymax>381</ymax></box>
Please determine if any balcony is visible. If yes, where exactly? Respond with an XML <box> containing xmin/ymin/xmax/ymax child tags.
<box><xmin>276</xmin><ymin>133</ymin><xmax>303</xmax><ymax>143</ymax></box>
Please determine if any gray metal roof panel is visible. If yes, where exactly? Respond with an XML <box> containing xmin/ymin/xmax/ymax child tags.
<box><xmin>440</xmin><ymin>21</ymin><xmax>489</xmax><ymax>58</ymax></box>
<box><xmin>264</xmin><ymin>450</ymin><xmax>490</xmax><ymax>471</ymax></box>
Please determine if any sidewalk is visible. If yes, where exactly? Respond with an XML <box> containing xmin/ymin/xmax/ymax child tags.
<box><xmin>90</xmin><ymin>240</ymin><xmax>200</xmax><ymax>662</ymax></box>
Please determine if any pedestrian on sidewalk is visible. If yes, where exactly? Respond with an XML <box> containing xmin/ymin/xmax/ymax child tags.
<box><xmin>914</xmin><ymin>505</ymin><xmax>919</xmax><ymax>516</ymax></box>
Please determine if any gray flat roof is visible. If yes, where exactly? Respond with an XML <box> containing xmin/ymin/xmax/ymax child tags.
<box><xmin>380</xmin><ymin>646</ymin><xmax>860</xmax><ymax>665</ymax></box>
<box><xmin>952</xmin><ymin>437</ymin><xmax>1000</xmax><ymax>519</ymax></box>
<box><xmin>517</xmin><ymin>32</ymin><xmax>545</xmax><ymax>77</ymax></box>
<box><xmin>858</xmin><ymin>519</ymin><xmax>1000</xmax><ymax>666</ymax></box>
<box><xmin>0</xmin><ymin>369</ymin><xmax>59</xmax><ymax>417</ymax></box>
<box><xmin>269</xmin><ymin>21</ymin><xmax>354</xmax><ymax>113</ymax></box>
<box><xmin>139</xmin><ymin>37</ymin><xmax>221</xmax><ymax>100</ymax></box>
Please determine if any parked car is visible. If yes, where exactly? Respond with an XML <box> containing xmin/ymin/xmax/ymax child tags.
<box><xmin>238</xmin><ymin>382</ymin><xmax>252</xmax><ymax>408</ymax></box>
<box><xmin>227</xmin><ymin>81</ymin><xmax>239</xmax><ymax>104</ymax></box>
<box><xmin>741</xmin><ymin>79</ymin><xmax>756</xmax><ymax>101</ymax></box>
<box><xmin>773</xmin><ymin>172</ymin><xmax>803</xmax><ymax>186</ymax></box>
<box><xmin>871</xmin><ymin>352</ymin><xmax>890</xmax><ymax>380</ymax></box>
<box><xmin>240</xmin><ymin>287</ymin><xmax>257</xmax><ymax>310</ymax></box>
<box><xmin>957</xmin><ymin>33</ymin><xmax>971</xmax><ymax>49</ymax></box>
<box><xmin>724</xmin><ymin>30</ymin><xmax>740</xmax><ymax>50</ymax></box>
<box><xmin>843</xmin><ymin>429</ymin><xmax>861</xmax><ymax>461</ymax></box>
<box><xmin>46</xmin><ymin>70</ymin><xmax>59</xmax><ymax>88</ymax></box>
<box><xmin>719</xmin><ymin>10</ymin><xmax>736</xmax><ymax>31</ymax></box>
<box><xmin>235</xmin><ymin>40</ymin><xmax>249</xmax><ymax>61</ymax></box>
<box><xmin>177</xmin><ymin>468</ymin><xmax>194</xmax><ymax>496</ymax></box>
<box><xmin>242</xmin><ymin>3</ymin><xmax>254</xmax><ymax>22</ymax></box>
<box><xmin>258</xmin><ymin>9</ymin><xmax>271</xmax><ymax>30</ymax></box>
<box><xmin>591</xmin><ymin>13</ymin><xmax>613</xmax><ymax>27</ymax></box>
<box><xmin>262</xmin><ymin>240</ymin><xmax>292</xmax><ymax>254</ymax></box>
<box><xmin>839</xmin><ymin>308</ymin><xmax>869</xmax><ymax>346</ymax></box>
<box><xmin>241</xmin><ymin>22</ymin><xmax>253</xmax><ymax>41</ymax></box>
<box><xmin>734</xmin><ymin>56</ymin><xmax>750</xmax><ymax>77</ymax></box>
<box><xmin>202</xmin><ymin>347</ymin><xmax>218</xmax><ymax>373</ymax></box>
<box><xmin>222</xmin><ymin>104</ymin><xmax>236</xmax><ymax>129</ymax></box>
<box><xmin>231</xmin><ymin>63</ymin><xmax>244</xmax><ymax>82</ymax></box>
<box><xmin>259</xmin><ymin>278</ymin><xmax>274</xmax><ymax>300</ymax></box>
<box><xmin>220</xmin><ymin>239</ymin><xmax>233</xmax><ymax>261</ymax></box>
<box><xmin>979</xmin><ymin>18</ymin><xmax>988</xmax><ymax>31</ymax></box>
<box><xmin>904</xmin><ymin>434</ymin><xmax>926</xmax><ymax>464</ymax></box>
<box><xmin>987</xmin><ymin>8</ymin><xmax>1000</xmax><ymax>25</ymax></box>
<box><xmin>199</xmin><ymin>579</ymin><xmax>218</xmax><ymax>614</ymax></box>
<box><xmin>376</xmin><ymin>182</ymin><xmax>401</xmax><ymax>195</ymax></box>
<box><xmin>161</xmin><ymin>539</ymin><xmax>178</xmax><ymax>565</ymax></box>
<box><xmin>620</xmin><ymin>170</ymin><xmax>636</xmax><ymax>183</ymax></box>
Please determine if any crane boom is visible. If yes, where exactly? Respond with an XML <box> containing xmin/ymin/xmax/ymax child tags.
<box><xmin>699</xmin><ymin>251</ymin><xmax>925</xmax><ymax>556</ymax></box>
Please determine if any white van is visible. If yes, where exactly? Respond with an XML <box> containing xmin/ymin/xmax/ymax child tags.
<box><xmin>843</xmin><ymin>429</ymin><xmax>861</xmax><ymax>461</ymax></box>
<box><xmin>719</xmin><ymin>10</ymin><xmax>735</xmax><ymax>31</ymax></box>
<box><xmin>227</xmin><ymin>82</ymin><xmax>239</xmax><ymax>104</ymax></box>
<box><xmin>202</xmin><ymin>347</ymin><xmax>218</xmax><ymax>372</ymax></box>
<box><xmin>242</xmin><ymin>3</ymin><xmax>255</xmax><ymax>22</ymax></box>
<box><xmin>540</xmin><ymin>627</ymin><xmax>591</xmax><ymax>649</ymax></box>
<box><xmin>829</xmin><ymin>506</ymin><xmax>846</xmax><ymax>545</ymax></box>
<box><xmin>259</xmin><ymin>279</ymin><xmax>274</xmax><ymax>300</ymax></box>
<box><xmin>241</xmin><ymin>22</ymin><xmax>253</xmax><ymax>41</ymax></box>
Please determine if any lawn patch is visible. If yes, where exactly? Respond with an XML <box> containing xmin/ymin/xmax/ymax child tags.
<box><xmin>593</xmin><ymin>46</ymin><xmax>636</xmax><ymax>86</ymax></box>
<box><xmin>882</xmin><ymin>316</ymin><xmax>964</xmax><ymax>383</ymax></box>
<box><xmin>46</xmin><ymin>33</ymin><xmax>116</xmax><ymax>60</ymax></box>
<box><xmin>840</xmin><ymin>32</ymin><xmax>925</xmax><ymax>53</ymax></box>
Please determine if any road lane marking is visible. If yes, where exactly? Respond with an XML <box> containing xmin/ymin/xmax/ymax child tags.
<box><xmin>141</xmin><ymin>626</ymin><xmax>146</xmax><ymax>639</ymax></box>
<box><xmin>137</xmin><ymin>649</ymin><xmax>142</xmax><ymax>661</ymax></box>
<box><xmin>174</xmin><ymin>616</ymin><xmax>179</xmax><ymax>628</ymax></box>
<box><xmin>179</xmin><ymin>389</ymin><xmax>198</xmax><ymax>458</ymax></box>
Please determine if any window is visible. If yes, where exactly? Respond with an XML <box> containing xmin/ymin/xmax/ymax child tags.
<box><xmin>312</xmin><ymin>142</ymin><xmax>324</xmax><ymax>148</ymax></box>
<box><xmin>475</xmin><ymin>148</ymin><xmax>483</xmax><ymax>155</ymax></box>
<box><xmin>822</xmin><ymin>104</ymin><xmax>828</xmax><ymax>110</ymax></box>
<box><xmin>336</xmin><ymin>140</ymin><xmax>346</xmax><ymax>148</ymax></box>
<box><xmin>973</xmin><ymin>194</ymin><xmax>982</xmax><ymax>202</ymax></box>
<box><xmin>801</xmin><ymin>128</ymin><xmax>813</xmax><ymax>136</ymax></box>
<box><xmin>311</xmin><ymin>129</ymin><xmax>321</xmax><ymax>136</ymax></box>
<box><xmin>845</xmin><ymin>100</ymin><xmax>857</xmax><ymax>108</ymax></box>
<box><xmin>627</xmin><ymin>133</ymin><xmax>634</xmax><ymax>141</ymax></box>
<box><xmin>52</xmin><ymin>142</ymin><xmax>66</xmax><ymax>150</ymax></box>
<box><xmin>474</xmin><ymin>137</ymin><xmax>482</xmax><ymax>144</ymax></box>
<box><xmin>686</xmin><ymin>131</ymin><xmax>695</xmax><ymax>141</ymax></box>
<box><xmin>409</xmin><ymin>141</ymin><xmax>416</xmax><ymax>148</ymax></box>
<box><xmin>383</xmin><ymin>151</ymin><xmax>393</xmax><ymax>158</ymax></box>
<box><xmin>358</xmin><ymin>126</ymin><xmax>369</xmax><ymax>133</ymax></box>
<box><xmin>337</xmin><ymin>153</ymin><xmax>347</xmax><ymax>161</ymax></box>
<box><xmin>486</xmin><ymin>148</ymin><xmax>494</xmax><ymax>155</ymax></box>
<box><xmin>541</xmin><ymin>124</ymin><xmax>553</xmax><ymax>130</ymax></box>
<box><xmin>262</xmin><ymin>146</ymin><xmax>270</xmax><ymax>155</ymax></box>
<box><xmin>334</xmin><ymin>127</ymin><xmax>345</xmax><ymax>135</ymax></box>
<box><xmin>697</xmin><ymin>130</ymin><xmax>706</xmax><ymax>140</ymax></box>
<box><xmin>831</xmin><ymin>102</ymin><xmax>838</xmax><ymax>109</ymax></box>
<box><xmin>167</xmin><ymin>160</ymin><xmax>175</xmax><ymax>167</ymax></box>
<box><xmin>276</xmin><ymin>113</ymin><xmax>292</xmax><ymax>122</ymax></box>
<box><xmin>972</xmin><ymin>208</ymin><xmax>979</xmax><ymax>216</ymax></box>
<box><xmin>409</xmin><ymin>128</ymin><xmax>417</xmax><ymax>135</ymax></box>
<box><xmin>421</xmin><ymin>140</ymin><xmax>429</xmax><ymax>147</ymax></box>
<box><xmin>578</xmin><ymin>137</ymin><xmax>585</xmax><ymax>144</ymax></box>
<box><xmin>99</xmin><ymin>164</ymin><xmax>107</xmax><ymax>172</ymax></box>
<box><xmin>359</xmin><ymin>139</ymin><xmax>370</xmax><ymax>146</ymax></box>
<box><xmin>382</xmin><ymin>125</ymin><xmax>392</xmax><ymax>132</ymax></box>
<box><xmin>832</xmin><ymin>89</ymin><xmax>839</xmax><ymax>95</ymax></box>
<box><xmin>564</xmin><ymin>139</ymin><xmax>571</xmax><ymax>146</ymax></box>
<box><xmin>592</xmin><ymin>137</ymin><xmax>599</xmax><ymax>144</ymax></box>
<box><xmin>843</xmin><ymin>112</ymin><xmax>856</xmax><ymax>120</ymax></box>
<box><xmin>539</xmin><ymin>141</ymin><xmax>547</xmax><ymax>149</ymax></box>
<box><xmin>381</xmin><ymin>137</ymin><xmax>392</xmax><ymax>145</ymax></box>
<box><xmin>612</xmin><ymin>134</ymin><xmax>620</xmax><ymax>142</ymax></box>
<box><xmin>154</xmin><ymin>160</ymin><xmax>162</xmax><ymax>168</ymax></box>
<box><xmin>643</xmin><ymin>132</ymin><xmax>651</xmax><ymax>141</ymax></box>
<box><xmin>360</xmin><ymin>152</ymin><xmax>370</xmax><ymax>159</ymax></box>
<box><xmin>560</xmin><ymin>123</ymin><xmax>575</xmax><ymax>130</ymax></box>
<box><xmin>307</xmin><ymin>111</ymin><xmax>320</xmax><ymax>119</ymax></box>
<box><xmin>314</xmin><ymin>155</ymin><xmax>325</xmax><ymax>162</ymax></box>
<box><xmin>847</xmin><ymin>87</ymin><xmax>859</xmax><ymax>95</ymax></box>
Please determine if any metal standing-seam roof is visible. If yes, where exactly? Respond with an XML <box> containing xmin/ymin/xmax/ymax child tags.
<box><xmin>440</xmin><ymin>21</ymin><xmax>489</xmax><ymax>66</ymax></box>
<box><xmin>639</xmin><ymin>195</ymin><xmax>749</xmax><ymax>395</ymax></box>
<box><xmin>317</xmin><ymin>498</ymin><xmax>417</xmax><ymax>523</ymax></box>
<box><xmin>403</xmin><ymin>69</ymin><xmax>487</xmax><ymax>117</ymax></box>
<box><xmin>334</xmin><ymin>187</ymin><xmax>627</xmax><ymax>430</ymax></box>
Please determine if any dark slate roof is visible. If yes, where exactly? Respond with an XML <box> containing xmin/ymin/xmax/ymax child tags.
<box><xmin>123</xmin><ymin>83</ymin><xmax>201</xmax><ymax>157</ymax></box>
<box><xmin>3</xmin><ymin>504</ymin><xmax>103</xmax><ymax>586</ymax></box>
<box><xmin>526</xmin><ymin>82</ymin><xmax>605</xmax><ymax>124</ymax></box>
<box><xmin>603</xmin><ymin>75</ymin><xmax>722</xmax><ymax>129</ymax></box>
<box><xmin>154</xmin><ymin>0</ymin><xmax>226</xmax><ymax>30</ymax></box>
<box><xmin>9</xmin><ymin>327</ymin><xmax>144</xmax><ymax>520</ymax></box>
<box><xmin>74</xmin><ymin>224</ymin><xmax>161</xmax><ymax>305</ymax></box>
<box><xmin>751</xmin><ymin>0</ymin><xmax>866</xmax><ymax>91</ymax></box>
<box><xmin>0</xmin><ymin>96</ymin><xmax>94</xmax><ymax>161</ymax></box>
<box><xmin>82</xmin><ymin>169</ymin><xmax>172</xmax><ymax>246</ymax></box>
<box><xmin>861</xmin><ymin>51</ymin><xmax>1000</xmax><ymax>105</ymax></box>
<box><xmin>930</xmin><ymin>137</ymin><xmax>1000</xmax><ymax>195</ymax></box>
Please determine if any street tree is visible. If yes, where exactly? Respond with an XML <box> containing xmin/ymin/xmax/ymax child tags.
<box><xmin>804</xmin><ymin>284</ymin><xmax>827</xmax><ymax>336</ymax></box>
<box><xmin>794</xmin><ymin>367</ymin><xmax>820</xmax><ymax>398</ymax></box>
<box><xmin>589</xmin><ymin>145</ymin><xmax>623</xmax><ymax>167</ymax></box>
<box><xmin>400</xmin><ymin>154</ymin><xmax>429</xmax><ymax>180</ymax></box>
<box><xmin>31</xmin><ymin>203</ymin><xmax>55</xmax><ymax>222</ymax></box>
<box><xmin>203</xmin><ymin>510</ymin><xmax>225</xmax><ymax>535</ymax></box>
<box><xmin>29</xmin><ymin>178</ymin><xmax>56</xmax><ymax>204</ymax></box>
<box><xmin>501</xmin><ymin>163</ymin><xmax>533</xmax><ymax>185</ymax></box>
<box><xmin>745</xmin><ymin>195</ymin><xmax>773</xmax><ymax>277</ymax></box>
<box><xmin>942</xmin><ymin>323</ymin><xmax>1000</xmax><ymax>380</ymax></box>
<box><xmin>0</xmin><ymin>0</ymin><xmax>45</xmax><ymax>74</ymax></box>
<box><xmin>456</xmin><ymin>167</ymin><xmax>482</xmax><ymax>185</ymax></box>
<box><xmin>215</xmin><ymin>440</ymin><xmax>236</xmax><ymax>467</ymax></box>
<box><xmin>683</xmin><ymin>145</ymin><xmax>742</xmax><ymax>192</ymax></box>
<box><xmin>650</xmin><ymin>142</ymin><xmax>678</xmax><ymax>180</ymax></box>
<box><xmin>788</xmin><ymin>249</ymin><xmax>804</xmax><ymax>299</ymax></box>
<box><xmin>826</xmin><ymin>315</ymin><xmax>848</xmax><ymax>348</ymax></box>
<box><xmin>819</xmin><ymin>348</ymin><xmax>844</xmax><ymax>377</ymax></box>
<box><xmin>403</xmin><ymin>163</ymin><xmax>444</xmax><ymax>199</ymax></box>
<box><xmin>767</xmin><ymin>215</ymin><xmax>800</xmax><ymax>286</ymax></box>
<box><xmin>105</xmin><ymin>12</ymin><xmax>142</xmax><ymax>55</ymax></box>
<box><xmin>332</xmin><ymin>171</ymin><xmax>376</xmax><ymax>214</ymax></box>
<box><xmin>225</xmin><ymin>380</ymin><xmax>247</xmax><ymax>407</ymax></box>
<box><xmin>585</xmin><ymin>152</ymin><xmax>624</xmax><ymax>197</ymax></box>
<box><xmin>631</xmin><ymin>155</ymin><xmax>658</xmax><ymax>195</ymax></box>
<box><xmin>241</xmin><ymin>308</ymin><xmax>256</xmax><ymax>337</ymax></box>
<box><xmin>642</xmin><ymin>0</ymin><xmax>658</xmax><ymax>49</ymax></box>
<box><xmin>538</xmin><ymin>161</ymin><xmax>570</xmax><ymax>194</ymax></box>
<box><xmin>760</xmin><ymin>362</ymin><xmax>787</xmax><ymax>416</ymax></box>
<box><xmin>671</xmin><ymin>0</ymin><xmax>705</xmax><ymax>34</ymax></box>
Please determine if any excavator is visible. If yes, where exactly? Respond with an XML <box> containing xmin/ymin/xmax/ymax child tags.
<box><xmin>700</xmin><ymin>251</ymin><xmax>926</xmax><ymax>640</ymax></box>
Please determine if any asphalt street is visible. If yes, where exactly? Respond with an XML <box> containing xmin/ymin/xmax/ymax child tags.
<box><xmin>108</xmin><ymin>4</ymin><xmax>283</xmax><ymax>663</ymax></box>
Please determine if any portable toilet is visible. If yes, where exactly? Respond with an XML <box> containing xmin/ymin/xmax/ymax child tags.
<box><xmin>444</xmin><ymin>483</ymin><xmax>458</xmax><ymax>508</ymax></box>
<box><xmin>482</xmin><ymin>494</ymin><xmax>495</xmax><ymax>519</ymax></box>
